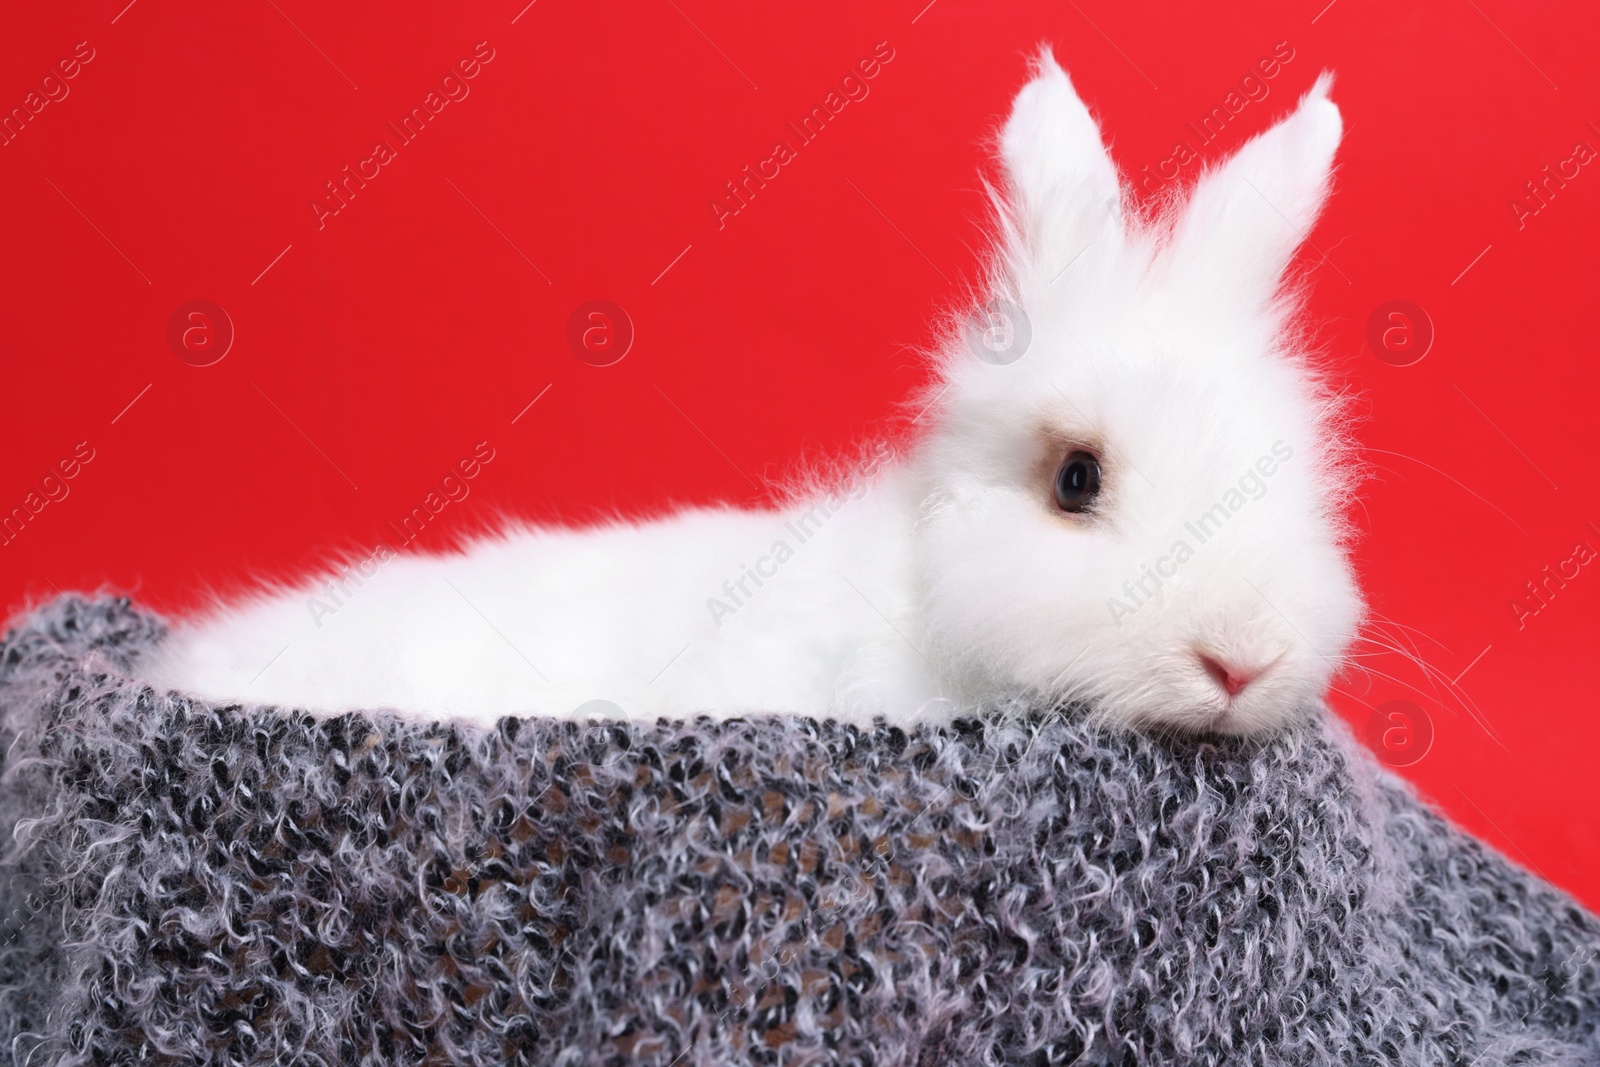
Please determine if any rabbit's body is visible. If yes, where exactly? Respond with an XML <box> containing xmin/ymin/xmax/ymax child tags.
<box><xmin>146</xmin><ymin>52</ymin><xmax>1365</xmax><ymax>736</ymax></box>
<box><xmin>148</xmin><ymin>466</ymin><xmax>942</xmax><ymax>726</ymax></box>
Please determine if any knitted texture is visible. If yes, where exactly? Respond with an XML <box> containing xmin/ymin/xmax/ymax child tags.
<box><xmin>0</xmin><ymin>597</ymin><xmax>1596</xmax><ymax>1067</ymax></box>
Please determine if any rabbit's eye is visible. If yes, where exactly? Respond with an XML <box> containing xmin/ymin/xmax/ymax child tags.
<box><xmin>1053</xmin><ymin>451</ymin><xmax>1101</xmax><ymax>514</ymax></box>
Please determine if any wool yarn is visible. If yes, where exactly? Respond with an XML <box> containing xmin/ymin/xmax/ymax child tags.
<box><xmin>0</xmin><ymin>597</ymin><xmax>1596</xmax><ymax>1066</ymax></box>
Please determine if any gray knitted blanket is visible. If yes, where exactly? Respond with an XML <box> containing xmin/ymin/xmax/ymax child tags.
<box><xmin>0</xmin><ymin>597</ymin><xmax>1596</xmax><ymax>1066</ymax></box>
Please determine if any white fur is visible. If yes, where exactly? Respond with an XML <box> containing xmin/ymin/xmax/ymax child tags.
<box><xmin>145</xmin><ymin>51</ymin><xmax>1363</xmax><ymax>735</ymax></box>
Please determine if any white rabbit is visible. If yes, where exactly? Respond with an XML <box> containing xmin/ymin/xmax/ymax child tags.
<box><xmin>145</xmin><ymin>49</ymin><xmax>1363</xmax><ymax>736</ymax></box>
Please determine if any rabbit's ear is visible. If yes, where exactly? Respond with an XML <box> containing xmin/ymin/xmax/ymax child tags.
<box><xmin>999</xmin><ymin>48</ymin><xmax>1124</xmax><ymax>277</ymax></box>
<box><xmin>1162</xmin><ymin>74</ymin><xmax>1342</xmax><ymax>313</ymax></box>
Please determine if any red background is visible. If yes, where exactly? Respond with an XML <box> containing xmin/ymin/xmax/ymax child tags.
<box><xmin>2</xmin><ymin>2</ymin><xmax>1597</xmax><ymax>904</ymax></box>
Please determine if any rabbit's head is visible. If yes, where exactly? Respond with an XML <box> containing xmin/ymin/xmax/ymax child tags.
<box><xmin>912</xmin><ymin>50</ymin><xmax>1362</xmax><ymax>736</ymax></box>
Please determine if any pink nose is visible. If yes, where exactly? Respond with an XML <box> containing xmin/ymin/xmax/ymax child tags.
<box><xmin>1199</xmin><ymin>654</ymin><xmax>1259</xmax><ymax>699</ymax></box>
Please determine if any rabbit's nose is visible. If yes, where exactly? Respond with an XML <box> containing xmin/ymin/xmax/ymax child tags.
<box><xmin>1198</xmin><ymin>653</ymin><xmax>1260</xmax><ymax>699</ymax></box>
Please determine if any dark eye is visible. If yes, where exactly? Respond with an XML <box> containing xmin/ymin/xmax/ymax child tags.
<box><xmin>1053</xmin><ymin>450</ymin><xmax>1102</xmax><ymax>514</ymax></box>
